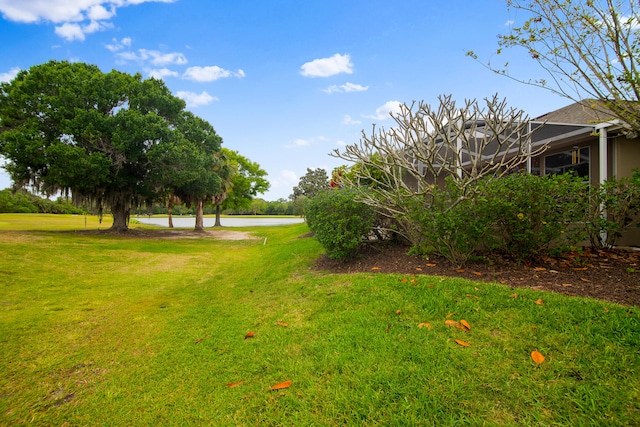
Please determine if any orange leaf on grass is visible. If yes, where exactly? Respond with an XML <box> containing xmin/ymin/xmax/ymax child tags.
<box><xmin>194</xmin><ymin>338</ymin><xmax>206</xmax><ymax>344</ymax></box>
<box><xmin>455</xmin><ymin>339</ymin><xmax>471</xmax><ymax>347</ymax></box>
<box><xmin>535</xmin><ymin>299</ymin><xmax>544</xmax><ymax>305</ymax></box>
<box><xmin>418</xmin><ymin>322</ymin><xmax>432</xmax><ymax>329</ymax></box>
<box><xmin>446</xmin><ymin>312</ymin><xmax>457</xmax><ymax>318</ymax></box>
<box><xmin>509</xmin><ymin>293</ymin><xmax>518</xmax><ymax>299</ymax></box>
<box><xmin>531</xmin><ymin>350</ymin><xmax>545</xmax><ymax>364</ymax></box>
<box><xmin>226</xmin><ymin>381</ymin><xmax>245</xmax><ymax>388</ymax></box>
<box><xmin>396</xmin><ymin>310</ymin><xmax>402</xmax><ymax>315</ymax></box>
<box><xmin>244</xmin><ymin>332</ymin><xmax>255</xmax><ymax>339</ymax></box>
<box><xmin>269</xmin><ymin>380</ymin><xmax>292</xmax><ymax>390</ymax></box>
<box><xmin>277</xmin><ymin>321</ymin><xmax>288</xmax><ymax>327</ymax></box>
<box><xmin>445</xmin><ymin>319</ymin><xmax>459</xmax><ymax>327</ymax></box>
<box><xmin>459</xmin><ymin>319</ymin><xmax>471</xmax><ymax>331</ymax></box>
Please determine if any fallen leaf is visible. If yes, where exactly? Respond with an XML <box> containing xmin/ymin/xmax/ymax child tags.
<box><xmin>385</xmin><ymin>323</ymin><xmax>391</xmax><ymax>333</ymax></box>
<box><xmin>396</xmin><ymin>310</ymin><xmax>402</xmax><ymax>315</ymax></box>
<box><xmin>415</xmin><ymin>267</ymin><xmax>423</xmax><ymax>271</ymax></box>
<box><xmin>535</xmin><ymin>299</ymin><xmax>544</xmax><ymax>305</ymax></box>
<box><xmin>226</xmin><ymin>381</ymin><xmax>245</xmax><ymax>388</ymax></box>
<box><xmin>531</xmin><ymin>350</ymin><xmax>545</xmax><ymax>364</ymax></box>
<box><xmin>269</xmin><ymin>380</ymin><xmax>292</xmax><ymax>390</ymax></box>
<box><xmin>562</xmin><ymin>283</ymin><xmax>573</xmax><ymax>287</ymax></box>
<box><xmin>418</xmin><ymin>322</ymin><xmax>432</xmax><ymax>329</ymax></box>
<box><xmin>455</xmin><ymin>269</ymin><xmax>465</xmax><ymax>273</ymax></box>
<box><xmin>446</xmin><ymin>312</ymin><xmax>457</xmax><ymax>318</ymax></box>
<box><xmin>533</xmin><ymin>267</ymin><xmax>547</xmax><ymax>271</ymax></box>
<box><xmin>410</xmin><ymin>279</ymin><xmax>417</xmax><ymax>285</ymax></box>
<box><xmin>194</xmin><ymin>338</ymin><xmax>206</xmax><ymax>344</ymax></box>
<box><xmin>473</xmin><ymin>271</ymin><xmax>482</xmax><ymax>276</ymax></box>
<box><xmin>573</xmin><ymin>267</ymin><xmax>588</xmax><ymax>271</ymax></box>
<box><xmin>426</xmin><ymin>263</ymin><xmax>437</xmax><ymax>267</ymax></box>
<box><xmin>371</xmin><ymin>267</ymin><xmax>380</xmax><ymax>271</ymax></box>
<box><xmin>445</xmin><ymin>319</ymin><xmax>459</xmax><ymax>327</ymax></box>
<box><xmin>455</xmin><ymin>339</ymin><xmax>471</xmax><ymax>347</ymax></box>
<box><xmin>244</xmin><ymin>332</ymin><xmax>255</xmax><ymax>339</ymax></box>
<box><xmin>509</xmin><ymin>293</ymin><xmax>518</xmax><ymax>299</ymax></box>
<box><xmin>400</xmin><ymin>278</ymin><xmax>408</xmax><ymax>283</ymax></box>
<box><xmin>277</xmin><ymin>321</ymin><xmax>288</xmax><ymax>327</ymax></box>
<box><xmin>459</xmin><ymin>319</ymin><xmax>471</xmax><ymax>331</ymax></box>
<box><xmin>466</xmin><ymin>294</ymin><xmax>479</xmax><ymax>299</ymax></box>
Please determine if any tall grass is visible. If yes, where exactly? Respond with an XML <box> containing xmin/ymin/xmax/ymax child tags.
<box><xmin>0</xmin><ymin>214</ymin><xmax>638</xmax><ymax>426</ymax></box>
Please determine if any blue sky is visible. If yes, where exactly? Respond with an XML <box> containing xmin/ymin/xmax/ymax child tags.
<box><xmin>0</xmin><ymin>0</ymin><xmax>570</xmax><ymax>201</ymax></box>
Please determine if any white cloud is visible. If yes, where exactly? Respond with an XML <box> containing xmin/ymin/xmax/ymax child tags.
<box><xmin>116</xmin><ymin>49</ymin><xmax>187</xmax><ymax>65</ymax></box>
<box><xmin>269</xmin><ymin>169</ymin><xmax>299</xmax><ymax>197</ymax></box>
<box><xmin>0</xmin><ymin>67</ymin><xmax>21</xmax><ymax>83</ymax></box>
<box><xmin>54</xmin><ymin>22</ymin><xmax>86</xmax><ymax>41</ymax></box>
<box><xmin>287</xmin><ymin>138</ymin><xmax>310</xmax><ymax>148</ymax></box>
<box><xmin>364</xmin><ymin>100</ymin><xmax>403</xmax><ymax>120</ymax></box>
<box><xmin>183</xmin><ymin>66</ymin><xmax>245</xmax><ymax>82</ymax></box>
<box><xmin>505</xmin><ymin>19</ymin><xmax>514</xmax><ymax>27</ymax></box>
<box><xmin>140</xmin><ymin>49</ymin><xmax>187</xmax><ymax>65</ymax></box>
<box><xmin>176</xmin><ymin>91</ymin><xmax>218</xmax><ymax>107</ymax></box>
<box><xmin>105</xmin><ymin>36</ymin><xmax>131</xmax><ymax>52</ymax></box>
<box><xmin>0</xmin><ymin>0</ymin><xmax>176</xmax><ymax>40</ymax></box>
<box><xmin>300</xmin><ymin>53</ymin><xmax>353</xmax><ymax>78</ymax></box>
<box><xmin>323</xmin><ymin>82</ymin><xmax>369</xmax><ymax>94</ymax></box>
<box><xmin>342</xmin><ymin>115</ymin><xmax>362</xmax><ymax>125</ymax></box>
<box><xmin>148</xmin><ymin>68</ymin><xmax>179</xmax><ymax>79</ymax></box>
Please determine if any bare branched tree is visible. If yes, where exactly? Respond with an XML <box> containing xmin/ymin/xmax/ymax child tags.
<box><xmin>331</xmin><ymin>94</ymin><xmax>548</xmax><ymax>242</ymax></box>
<box><xmin>469</xmin><ymin>0</ymin><xmax>640</xmax><ymax>134</ymax></box>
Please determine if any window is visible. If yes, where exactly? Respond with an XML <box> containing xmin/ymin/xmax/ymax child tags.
<box><xmin>543</xmin><ymin>147</ymin><xmax>590</xmax><ymax>179</ymax></box>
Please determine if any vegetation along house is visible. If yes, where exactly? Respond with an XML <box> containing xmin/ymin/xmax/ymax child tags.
<box><xmin>528</xmin><ymin>101</ymin><xmax>640</xmax><ymax>246</ymax></box>
<box><xmin>401</xmin><ymin>100</ymin><xmax>640</xmax><ymax>247</ymax></box>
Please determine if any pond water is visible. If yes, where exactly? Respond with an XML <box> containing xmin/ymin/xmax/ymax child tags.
<box><xmin>133</xmin><ymin>216</ymin><xmax>305</xmax><ymax>228</ymax></box>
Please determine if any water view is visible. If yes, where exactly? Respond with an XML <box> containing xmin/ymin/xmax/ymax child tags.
<box><xmin>134</xmin><ymin>216</ymin><xmax>305</xmax><ymax>228</ymax></box>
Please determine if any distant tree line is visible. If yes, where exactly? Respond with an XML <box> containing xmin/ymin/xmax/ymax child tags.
<box><xmin>0</xmin><ymin>189</ymin><xmax>86</xmax><ymax>214</ymax></box>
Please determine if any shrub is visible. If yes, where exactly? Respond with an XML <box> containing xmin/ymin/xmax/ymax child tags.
<box><xmin>404</xmin><ymin>177</ymin><xmax>494</xmax><ymax>267</ymax></box>
<box><xmin>585</xmin><ymin>170</ymin><xmax>640</xmax><ymax>249</ymax></box>
<box><xmin>483</xmin><ymin>173</ymin><xmax>588</xmax><ymax>262</ymax></box>
<box><xmin>305</xmin><ymin>189</ymin><xmax>375</xmax><ymax>260</ymax></box>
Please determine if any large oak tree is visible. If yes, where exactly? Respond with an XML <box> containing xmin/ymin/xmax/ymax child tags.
<box><xmin>0</xmin><ymin>60</ymin><xmax>217</xmax><ymax>231</ymax></box>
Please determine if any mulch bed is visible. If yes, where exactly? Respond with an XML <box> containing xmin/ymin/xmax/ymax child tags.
<box><xmin>314</xmin><ymin>243</ymin><xmax>640</xmax><ymax>307</ymax></box>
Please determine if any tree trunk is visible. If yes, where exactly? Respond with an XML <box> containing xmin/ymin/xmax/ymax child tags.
<box><xmin>109</xmin><ymin>199</ymin><xmax>130</xmax><ymax>232</ymax></box>
<box><xmin>194</xmin><ymin>199</ymin><xmax>204</xmax><ymax>231</ymax></box>
<box><xmin>214</xmin><ymin>204</ymin><xmax>222</xmax><ymax>227</ymax></box>
<box><xmin>168</xmin><ymin>201</ymin><xmax>174</xmax><ymax>228</ymax></box>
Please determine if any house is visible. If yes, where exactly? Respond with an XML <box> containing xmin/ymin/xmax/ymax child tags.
<box><xmin>402</xmin><ymin>100</ymin><xmax>640</xmax><ymax>246</ymax></box>
<box><xmin>528</xmin><ymin>101</ymin><xmax>640</xmax><ymax>246</ymax></box>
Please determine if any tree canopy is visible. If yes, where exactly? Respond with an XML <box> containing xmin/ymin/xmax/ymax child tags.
<box><xmin>0</xmin><ymin>60</ymin><xmax>222</xmax><ymax>231</ymax></box>
<box><xmin>470</xmin><ymin>0</ymin><xmax>640</xmax><ymax>133</ymax></box>
<box><xmin>290</xmin><ymin>168</ymin><xmax>330</xmax><ymax>200</ymax></box>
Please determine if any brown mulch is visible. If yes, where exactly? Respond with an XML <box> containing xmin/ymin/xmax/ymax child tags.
<box><xmin>314</xmin><ymin>243</ymin><xmax>640</xmax><ymax>307</ymax></box>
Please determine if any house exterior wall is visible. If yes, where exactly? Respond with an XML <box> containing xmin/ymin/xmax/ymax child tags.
<box><xmin>613</xmin><ymin>135</ymin><xmax>640</xmax><ymax>247</ymax></box>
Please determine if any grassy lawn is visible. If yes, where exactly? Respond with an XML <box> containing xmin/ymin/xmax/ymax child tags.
<box><xmin>0</xmin><ymin>214</ymin><xmax>638</xmax><ymax>426</ymax></box>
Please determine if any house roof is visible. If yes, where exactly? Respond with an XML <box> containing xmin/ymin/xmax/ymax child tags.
<box><xmin>533</xmin><ymin>100</ymin><xmax>615</xmax><ymax>125</ymax></box>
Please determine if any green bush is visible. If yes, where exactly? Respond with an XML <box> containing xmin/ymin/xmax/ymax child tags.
<box><xmin>305</xmin><ymin>189</ymin><xmax>375</xmax><ymax>260</ymax></box>
<box><xmin>399</xmin><ymin>173</ymin><xmax>590</xmax><ymax>266</ymax></box>
<box><xmin>585</xmin><ymin>170</ymin><xmax>640</xmax><ymax>249</ymax></box>
<box><xmin>404</xmin><ymin>178</ymin><xmax>494</xmax><ymax>267</ymax></box>
<box><xmin>0</xmin><ymin>189</ymin><xmax>86</xmax><ymax>214</ymax></box>
<box><xmin>483</xmin><ymin>173</ymin><xmax>588</xmax><ymax>262</ymax></box>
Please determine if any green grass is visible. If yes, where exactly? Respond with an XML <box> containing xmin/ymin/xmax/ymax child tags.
<box><xmin>0</xmin><ymin>214</ymin><xmax>638</xmax><ymax>426</ymax></box>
